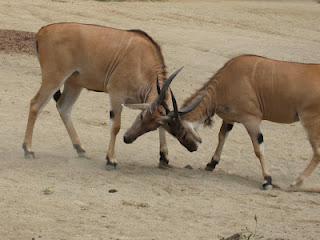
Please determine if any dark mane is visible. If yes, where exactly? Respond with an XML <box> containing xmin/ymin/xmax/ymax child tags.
<box><xmin>128</xmin><ymin>29</ymin><xmax>166</xmax><ymax>70</ymax></box>
<box><xmin>182</xmin><ymin>57</ymin><xmax>234</xmax><ymax>108</ymax></box>
<box><xmin>180</xmin><ymin>58</ymin><xmax>237</xmax><ymax>126</ymax></box>
<box><xmin>128</xmin><ymin>29</ymin><xmax>161</xmax><ymax>53</ymax></box>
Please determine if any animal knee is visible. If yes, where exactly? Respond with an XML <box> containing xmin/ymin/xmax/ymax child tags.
<box><xmin>112</xmin><ymin>125</ymin><xmax>120</xmax><ymax>135</ymax></box>
<box><xmin>218</xmin><ymin>132</ymin><xmax>225</xmax><ymax>141</ymax></box>
<box><xmin>254</xmin><ymin>149</ymin><xmax>261</xmax><ymax>159</ymax></box>
<box><xmin>29</xmin><ymin>101</ymin><xmax>39</xmax><ymax>115</ymax></box>
<box><xmin>56</xmin><ymin>102</ymin><xmax>70</xmax><ymax>118</ymax></box>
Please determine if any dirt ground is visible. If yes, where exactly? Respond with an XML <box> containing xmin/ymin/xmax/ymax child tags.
<box><xmin>0</xmin><ymin>0</ymin><xmax>320</xmax><ymax>239</ymax></box>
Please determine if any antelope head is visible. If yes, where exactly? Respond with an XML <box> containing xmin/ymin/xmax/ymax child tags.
<box><xmin>123</xmin><ymin>68</ymin><xmax>202</xmax><ymax>152</ymax></box>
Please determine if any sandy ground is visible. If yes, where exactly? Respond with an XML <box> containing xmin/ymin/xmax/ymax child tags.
<box><xmin>1</xmin><ymin>0</ymin><xmax>320</xmax><ymax>239</ymax></box>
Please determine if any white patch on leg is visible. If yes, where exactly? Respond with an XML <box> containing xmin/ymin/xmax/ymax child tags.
<box><xmin>109</xmin><ymin>118</ymin><xmax>114</xmax><ymax>129</ymax></box>
<box><xmin>260</xmin><ymin>142</ymin><xmax>265</xmax><ymax>155</ymax></box>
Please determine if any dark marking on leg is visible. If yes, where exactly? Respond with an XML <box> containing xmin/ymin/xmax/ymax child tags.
<box><xmin>159</xmin><ymin>151</ymin><xmax>172</xmax><ymax>169</ymax></box>
<box><xmin>257</xmin><ymin>133</ymin><xmax>264</xmax><ymax>144</ymax></box>
<box><xmin>205</xmin><ymin>159</ymin><xmax>219</xmax><ymax>171</ymax></box>
<box><xmin>226</xmin><ymin>123</ymin><xmax>234</xmax><ymax>131</ymax></box>
<box><xmin>262</xmin><ymin>176</ymin><xmax>272</xmax><ymax>190</ymax></box>
<box><xmin>106</xmin><ymin>156</ymin><xmax>117</xmax><ymax>170</ymax></box>
<box><xmin>109</xmin><ymin>110</ymin><xmax>115</xmax><ymax>119</ymax></box>
<box><xmin>53</xmin><ymin>90</ymin><xmax>61</xmax><ymax>102</ymax></box>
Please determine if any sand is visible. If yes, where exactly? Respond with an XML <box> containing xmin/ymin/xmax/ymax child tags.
<box><xmin>0</xmin><ymin>0</ymin><xmax>320</xmax><ymax>239</ymax></box>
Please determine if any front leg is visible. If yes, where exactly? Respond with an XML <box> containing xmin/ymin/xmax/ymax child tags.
<box><xmin>206</xmin><ymin>121</ymin><xmax>233</xmax><ymax>171</ymax></box>
<box><xmin>244</xmin><ymin>118</ymin><xmax>272</xmax><ymax>190</ymax></box>
<box><xmin>158</xmin><ymin>127</ymin><xmax>171</xmax><ymax>169</ymax></box>
<box><xmin>106</xmin><ymin>104</ymin><xmax>122</xmax><ymax>170</ymax></box>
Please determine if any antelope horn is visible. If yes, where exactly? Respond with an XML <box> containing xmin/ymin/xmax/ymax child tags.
<box><xmin>156</xmin><ymin>75</ymin><xmax>161</xmax><ymax>95</ymax></box>
<box><xmin>157</xmin><ymin>67</ymin><xmax>184</xmax><ymax>105</ymax></box>
<box><xmin>178</xmin><ymin>95</ymin><xmax>203</xmax><ymax>116</ymax></box>
<box><xmin>170</xmin><ymin>89</ymin><xmax>179</xmax><ymax>118</ymax></box>
<box><xmin>162</xmin><ymin>102</ymin><xmax>171</xmax><ymax>115</ymax></box>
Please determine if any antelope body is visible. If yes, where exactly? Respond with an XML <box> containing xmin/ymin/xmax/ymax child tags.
<box><xmin>125</xmin><ymin>54</ymin><xmax>320</xmax><ymax>189</ymax></box>
<box><xmin>22</xmin><ymin>22</ymin><xmax>188</xmax><ymax>168</ymax></box>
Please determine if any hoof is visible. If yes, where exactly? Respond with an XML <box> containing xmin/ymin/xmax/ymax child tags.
<box><xmin>262</xmin><ymin>183</ymin><xmax>273</xmax><ymax>190</ymax></box>
<box><xmin>158</xmin><ymin>161</ymin><xmax>172</xmax><ymax>169</ymax></box>
<box><xmin>106</xmin><ymin>157</ymin><xmax>117</xmax><ymax>170</ymax></box>
<box><xmin>22</xmin><ymin>143</ymin><xmax>35</xmax><ymax>159</ymax></box>
<box><xmin>73</xmin><ymin>144</ymin><xmax>86</xmax><ymax>158</ymax></box>
<box><xmin>77</xmin><ymin>151</ymin><xmax>89</xmax><ymax>159</ymax></box>
<box><xmin>262</xmin><ymin>176</ymin><xmax>273</xmax><ymax>190</ymax></box>
<box><xmin>159</xmin><ymin>152</ymin><xmax>169</xmax><ymax>165</ymax></box>
<box><xmin>290</xmin><ymin>176</ymin><xmax>303</xmax><ymax>187</ymax></box>
<box><xmin>24</xmin><ymin>151</ymin><xmax>35</xmax><ymax>159</ymax></box>
<box><xmin>288</xmin><ymin>184</ymin><xmax>300</xmax><ymax>192</ymax></box>
<box><xmin>205</xmin><ymin>160</ymin><xmax>218</xmax><ymax>171</ymax></box>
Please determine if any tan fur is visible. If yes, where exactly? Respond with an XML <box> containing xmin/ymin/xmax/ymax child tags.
<box><xmin>182</xmin><ymin>55</ymin><xmax>320</xmax><ymax>189</ymax></box>
<box><xmin>23</xmin><ymin>23</ymin><xmax>169</xmax><ymax>166</ymax></box>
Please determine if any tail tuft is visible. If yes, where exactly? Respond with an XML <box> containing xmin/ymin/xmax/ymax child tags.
<box><xmin>35</xmin><ymin>39</ymin><xmax>39</xmax><ymax>54</ymax></box>
<box><xmin>53</xmin><ymin>90</ymin><xmax>62</xmax><ymax>102</ymax></box>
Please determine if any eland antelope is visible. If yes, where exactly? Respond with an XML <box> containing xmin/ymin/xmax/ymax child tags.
<box><xmin>124</xmin><ymin>54</ymin><xmax>320</xmax><ymax>190</ymax></box>
<box><xmin>22</xmin><ymin>22</ymin><xmax>195</xmax><ymax>169</ymax></box>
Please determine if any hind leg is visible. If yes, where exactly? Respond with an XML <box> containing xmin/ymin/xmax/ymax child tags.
<box><xmin>23</xmin><ymin>68</ymin><xmax>75</xmax><ymax>158</ymax></box>
<box><xmin>56</xmin><ymin>81</ymin><xmax>85</xmax><ymax>157</ymax></box>
<box><xmin>23</xmin><ymin>83</ymin><xmax>62</xmax><ymax>158</ymax></box>
<box><xmin>292</xmin><ymin>119</ymin><xmax>320</xmax><ymax>186</ymax></box>
<box><xmin>292</xmin><ymin>153</ymin><xmax>320</xmax><ymax>187</ymax></box>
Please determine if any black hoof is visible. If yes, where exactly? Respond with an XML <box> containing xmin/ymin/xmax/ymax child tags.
<box><xmin>24</xmin><ymin>151</ymin><xmax>35</xmax><ymax>159</ymax></box>
<box><xmin>205</xmin><ymin>160</ymin><xmax>219</xmax><ymax>171</ymax></box>
<box><xmin>159</xmin><ymin>152</ymin><xmax>171</xmax><ymax>169</ymax></box>
<box><xmin>106</xmin><ymin>157</ymin><xmax>117</xmax><ymax>170</ymax></box>
<box><xmin>78</xmin><ymin>152</ymin><xmax>89</xmax><ymax>159</ymax></box>
<box><xmin>159</xmin><ymin>152</ymin><xmax>169</xmax><ymax>165</ymax></box>
<box><xmin>158</xmin><ymin>161</ymin><xmax>172</xmax><ymax>169</ymax></box>
<box><xmin>262</xmin><ymin>176</ymin><xmax>273</xmax><ymax>190</ymax></box>
<box><xmin>22</xmin><ymin>143</ymin><xmax>35</xmax><ymax>159</ymax></box>
<box><xmin>73</xmin><ymin>144</ymin><xmax>86</xmax><ymax>158</ymax></box>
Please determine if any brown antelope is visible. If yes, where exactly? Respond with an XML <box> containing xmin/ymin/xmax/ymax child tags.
<box><xmin>22</xmin><ymin>22</ymin><xmax>197</xmax><ymax>169</ymax></box>
<box><xmin>124</xmin><ymin>54</ymin><xmax>320</xmax><ymax>190</ymax></box>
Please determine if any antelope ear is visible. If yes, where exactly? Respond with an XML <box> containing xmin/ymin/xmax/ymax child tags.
<box><xmin>122</xmin><ymin>103</ymin><xmax>150</xmax><ymax>110</ymax></box>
